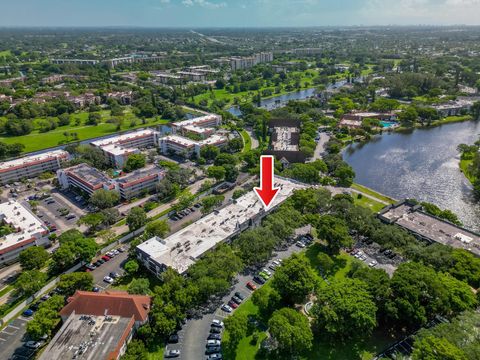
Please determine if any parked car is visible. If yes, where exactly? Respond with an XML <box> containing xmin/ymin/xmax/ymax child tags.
<box><xmin>92</xmin><ymin>287</ymin><xmax>100</xmax><ymax>292</ymax></box>
<box><xmin>295</xmin><ymin>241</ymin><xmax>306</xmax><ymax>248</ymax></box>
<box><xmin>101</xmin><ymin>255</ymin><xmax>111</xmax><ymax>261</ymax></box>
<box><xmin>205</xmin><ymin>346</ymin><xmax>221</xmax><ymax>355</ymax></box>
<box><xmin>206</xmin><ymin>353</ymin><xmax>223</xmax><ymax>359</ymax></box>
<box><xmin>369</xmin><ymin>260</ymin><xmax>378</xmax><ymax>267</ymax></box>
<box><xmin>206</xmin><ymin>340</ymin><xmax>221</xmax><ymax>347</ymax></box>
<box><xmin>86</xmin><ymin>263</ymin><xmax>96</xmax><ymax>270</ymax></box>
<box><xmin>246</xmin><ymin>282</ymin><xmax>257</xmax><ymax>291</ymax></box>
<box><xmin>221</xmin><ymin>304</ymin><xmax>232</xmax><ymax>313</ymax></box>
<box><xmin>97</xmin><ymin>259</ymin><xmax>105</xmax><ymax>264</ymax></box>
<box><xmin>23</xmin><ymin>309</ymin><xmax>34</xmax><ymax>317</ymax></box>
<box><xmin>25</xmin><ymin>341</ymin><xmax>42</xmax><ymax>349</ymax></box>
<box><xmin>253</xmin><ymin>275</ymin><xmax>266</xmax><ymax>284</ymax></box>
<box><xmin>103</xmin><ymin>276</ymin><xmax>114</xmax><ymax>284</ymax></box>
<box><xmin>211</xmin><ymin>319</ymin><xmax>224</xmax><ymax>328</ymax></box>
<box><xmin>65</xmin><ymin>214</ymin><xmax>76</xmax><ymax>220</ymax></box>
<box><xmin>164</xmin><ymin>349</ymin><xmax>180</xmax><ymax>358</ymax></box>
<box><xmin>210</xmin><ymin>327</ymin><xmax>221</xmax><ymax>334</ymax></box>
<box><xmin>234</xmin><ymin>292</ymin><xmax>246</xmax><ymax>301</ymax></box>
<box><xmin>109</xmin><ymin>272</ymin><xmax>120</xmax><ymax>278</ymax></box>
<box><xmin>208</xmin><ymin>334</ymin><xmax>221</xmax><ymax>341</ymax></box>
<box><xmin>227</xmin><ymin>300</ymin><xmax>238</xmax><ymax>309</ymax></box>
<box><xmin>168</xmin><ymin>334</ymin><xmax>179</xmax><ymax>344</ymax></box>
<box><xmin>231</xmin><ymin>296</ymin><xmax>242</xmax><ymax>305</ymax></box>
<box><xmin>94</xmin><ymin>260</ymin><xmax>103</xmax><ymax>267</ymax></box>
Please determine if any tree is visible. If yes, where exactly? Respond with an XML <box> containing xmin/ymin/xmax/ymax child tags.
<box><xmin>412</xmin><ymin>336</ymin><xmax>467</xmax><ymax>360</ymax></box>
<box><xmin>77</xmin><ymin>212</ymin><xmax>105</xmax><ymax>233</ymax></box>
<box><xmin>128</xmin><ymin>278</ymin><xmax>150</xmax><ymax>295</ymax></box>
<box><xmin>223</xmin><ymin>312</ymin><xmax>249</xmax><ymax>354</ymax></box>
<box><xmin>317</xmin><ymin>253</ymin><xmax>334</xmax><ymax>274</ymax></box>
<box><xmin>124</xmin><ymin>153</ymin><xmax>146</xmax><ymax>173</ymax></box>
<box><xmin>18</xmin><ymin>246</ymin><xmax>49</xmax><ymax>270</ymax></box>
<box><xmin>86</xmin><ymin>112</ymin><xmax>101</xmax><ymax>125</ymax></box>
<box><xmin>156</xmin><ymin>178</ymin><xmax>178</xmax><ymax>200</ymax></box>
<box><xmin>126</xmin><ymin>207</ymin><xmax>147</xmax><ymax>231</ymax></box>
<box><xmin>145</xmin><ymin>219</ymin><xmax>170</xmax><ymax>238</ymax></box>
<box><xmin>57</xmin><ymin>272</ymin><xmax>93</xmax><ymax>296</ymax></box>
<box><xmin>90</xmin><ymin>189</ymin><xmax>120</xmax><ymax>209</ymax></box>
<box><xmin>26</xmin><ymin>295</ymin><xmax>64</xmax><ymax>340</ymax></box>
<box><xmin>223</xmin><ymin>164</ymin><xmax>239</xmax><ymax>183</ymax></box>
<box><xmin>124</xmin><ymin>259</ymin><xmax>140</xmax><ymax>275</ymax></box>
<box><xmin>268</xmin><ymin>308</ymin><xmax>313</xmax><ymax>356</ymax></box>
<box><xmin>272</xmin><ymin>254</ymin><xmax>317</xmax><ymax>305</ymax></box>
<box><xmin>200</xmin><ymin>145</ymin><xmax>220</xmax><ymax>161</ymax></box>
<box><xmin>251</xmin><ymin>284</ymin><xmax>281</xmax><ymax>318</ymax></box>
<box><xmin>227</xmin><ymin>137</ymin><xmax>243</xmax><ymax>153</ymax></box>
<box><xmin>312</xmin><ymin>278</ymin><xmax>377</xmax><ymax>340</ymax></box>
<box><xmin>214</xmin><ymin>153</ymin><xmax>237</xmax><ymax>167</ymax></box>
<box><xmin>398</xmin><ymin>106</ymin><xmax>418</xmax><ymax>126</ymax></box>
<box><xmin>234</xmin><ymin>227</ymin><xmax>280</xmax><ymax>267</ymax></box>
<box><xmin>122</xmin><ymin>339</ymin><xmax>148</xmax><ymax>360</ymax></box>
<box><xmin>15</xmin><ymin>270</ymin><xmax>47</xmax><ymax>297</ymax></box>
<box><xmin>317</xmin><ymin>215</ymin><xmax>353</xmax><ymax>254</ymax></box>
<box><xmin>200</xmin><ymin>195</ymin><xmax>224</xmax><ymax>214</ymax></box>
<box><xmin>207</xmin><ymin>166</ymin><xmax>226</xmax><ymax>182</ymax></box>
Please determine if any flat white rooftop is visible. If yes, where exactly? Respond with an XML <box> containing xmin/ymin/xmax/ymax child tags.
<box><xmin>0</xmin><ymin>201</ymin><xmax>48</xmax><ymax>252</ymax></box>
<box><xmin>173</xmin><ymin>115</ymin><xmax>220</xmax><ymax>129</ymax></box>
<box><xmin>91</xmin><ymin>129</ymin><xmax>157</xmax><ymax>148</ymax></box>
<box><xmin>0</xmin><ymin>150</ymin><xmax>68</xmax><ymax>172</ymax></box>
<box><xmin>101</xmin><ymin>144</ymin><xmax>139</xmax><ymax>157</ymax></box>
<box><xmin>162</xmin><ymin>135</ymin><xmax>198</xmax><ymax>148</ymax></box>
<box><xmin>200</xmin><ymin>134</ymin><xmax>228</xmax><ymax>146</ymax></box>
<box><xmin>137</xmin><ymin>177</ymin><xmax>305</xmax><ymax>273</ymax></box>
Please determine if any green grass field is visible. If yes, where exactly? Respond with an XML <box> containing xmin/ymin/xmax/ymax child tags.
<box><xmin>460</xmin><ymin>158</ymin><xmax>476</xmax><ymax>185</ymax></box>
<box><xmin>351</xmin><ymin>183</ymin><xmax>396</xmax><ymax>204</ymax></box>
<box><xmin>0</xmin><ymin>50</ymin><xmax>11</xmax><ymax>57</ymax></box>
<box><xmin>354</xmin><ymin>194</ymin><xmax>386</xmax><ymax>213</ymax></box>
<box><xmin>240</xmin><ymin>130</ymin><xmax>252</xmax><ymax>153</ymax></box>
<box><xmin>0</xmin><ymin>108</ymin><xmax>169</xmax><ymax>153</ymax></box>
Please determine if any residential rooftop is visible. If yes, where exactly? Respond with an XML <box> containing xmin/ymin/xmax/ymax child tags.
<box><xmin>271</xmin><ymin>127</ymin><xmax>299</xmax><ymax>151</ymax></box>
<box><xmin>39</xmin><ymin>313</ymin><xmax>133</xmax><ymax>360</ymax></box>
<box><xmin>116</xmin><ymin>165</ymin><xmax>165</xmax><ymax>187</ymax></box>
<box><xmin>379</xmin><ymin>201</ymin><xmax>480</xmax><ymax>256</ymax></box>
<box><xmin>0</xmin><ymin>149</ymin><xmax>69</xmax><ymax>172</ymax></box>
<box><xmin>172</xmin><ymin>114</ymin><xmax>220</xmax><ymax>129</ymax></box>
<box><xmin>91</xmin><ymin>129</ymin><xmax>157</xmax><ymax>148</ymax></box>
<box><xmin>0</xmin><ymin>201</ymin><xmax>48</xmax><ymax>253</ymax></box>
<box><xmin>100</xmin><ymin>144</ymin><xmax>139</xmax><ymax>157</ymax></box>
<box><xmin>64</xmin><ymin>163</ymin><xmax>112</xmax><ymax>189</ymax></box>
<box><xmin>137</xmin><ymin>177</ymin><xmax>305</xmax><ymax>273</ymax></box>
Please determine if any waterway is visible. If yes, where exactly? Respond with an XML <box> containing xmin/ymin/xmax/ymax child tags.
<box><xmin>343</xmin><ymin>121</ymin><xmax>480</xmax><ymax>231</ymax></box>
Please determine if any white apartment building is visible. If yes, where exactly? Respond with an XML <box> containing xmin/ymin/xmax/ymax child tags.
<box><xmin>91</xmin><ymin>129</ymin><xmax>160</xmax><ymax>168</ymax></box>
<box><xmin>0</xmin><ymin>201</ymin><xmax>50</xmax><ymax>266</ymax></box>
<box><xmin>114</xmin><ymin>165</ymin><xmax>166</xmax><ymax>200</ymax></box>
<box><xmin>57</xmin><ymin>163</ymin><xmax>114</xmax><ymax>196</ymax></box>
<box><xmin>230</xmin><ymin>52</ymin><xmax>273</xmax><ymax>71</ymax></box>
<box><xmin>171</xmin><ymin>114</ymin><xmax>222</xmax><ymax>139</ymax></box>
<box><xmin>159</xmin><ymin>134</ymin><xmax>228</xmax><ymax>158</ymax></box>
<box><xmin>0</xmin><ymin>150</ymin><xmax>69</xmax><ymax>185</ymax></box>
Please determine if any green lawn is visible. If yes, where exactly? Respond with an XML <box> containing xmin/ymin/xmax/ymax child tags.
<box><xmin>0</xmin><ymin>50</ymin><xmax>11</xmax><ymax>57</ymax></box>
<box><xmin>0</xmin><ymin>108</ymin><xmax>169</xmax><ymax>153</ymax></box>
<box><xmin>351</xmin><ymin>183</ymin><xmax>396</xmax><ymax>204</ymax></box>
<box><xmin>460</xmin><ymin>158</ymin><xmax>476</xmax><ymax>185</ymax></box>
<box><xmin>354</xmin><ymin>194</ymin><xmax>387</xmax><ymax>213</ymax></box>
<box><xmin>240</xmin><ymin>130</ymin><xmax>252</xmax><ymax>153</ymax></box>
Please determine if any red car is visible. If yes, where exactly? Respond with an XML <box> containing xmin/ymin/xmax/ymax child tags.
<box><xmin>228</xmin><ymin>300</ymin><xmax>238</xmax><ymax>309</ymax></box>
<box><xmin>102</xmin><ymin>255</ymin><xmax>111</xmax><ymax>261</ymax></box>
<box><xmin>246</xmin><ymin>282</ymin><xmax>256</xmax><ymax>291</ymax></box>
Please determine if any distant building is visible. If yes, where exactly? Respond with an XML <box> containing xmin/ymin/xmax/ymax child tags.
<box><xmin>264</xmin><ymin>119</ymin><xmax>306</xmax><ymax>163</ymax></box>
<box><xmin>106</xmin><ymin>91</ymin><xmax>133</xmax><ymax>105</ymax></box>
<box><xmin>230</xmin><ymin>52</ymin><xmax>273</xmax><ymax>71</ymax></box>
<box><xmin>431</xmin><ymin>99</ymin><xmax>474</xmax><ymax>117</ymax></box>
<box><xmin>171</xmin><ymin>114</ymin><xmax>222</xmax><ymax>139</ymax></box>
<box><xmin>291</xmin><ymin>48</ymin><xmax>322</xmax><ymax>56</ymax></box>
<box><xmin>57</xmin><ymin>163</ymin><xmax>115</xmax><ymax>196</ymax></box>
<box><xmin>114</xmin><ymin>165</ymin><xmax>166</xmax><ymax>200</ymax></box>
<box><xmin>176</xmin><ymin>71</ymin><xmax>206</xmax><ymax>82</ymax></box>
<box><xmin>0</xmin><ymin>201</ymin><xmax>50</xmax><ymax>266</ymax></box>
<box><xmin>339</xmin><ymin>112</ymin><xmax>398</xmax><ymax>129</ymax></box>
<box><xmin>40</xmin><ymin>290</ymin><xmax>151</xmax><ymax>360</ymax></box>
<box><xmin>0</xmin><ymin>150</ymin><xmax>69</xmax><ymax>185</ymax></box>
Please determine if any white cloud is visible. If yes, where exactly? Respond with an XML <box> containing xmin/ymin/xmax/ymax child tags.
<box><xmin>182</xmin><ymin>0</ymin><xmax>227</xmax><ymax>8</ymax></box>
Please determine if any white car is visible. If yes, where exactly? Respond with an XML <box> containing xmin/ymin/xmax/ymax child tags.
<box><xmin>262</xmin><ymin>268</ymin><xmax>272</xmax><ymax>276</ymax></box>
<box><xmin>103</xmin><ymin>276</ymin><xmax>114</xmax><ymax>284</ymax></box>
<box><xmin>295</xmin><ymin>241</ymin><xmax>306</xmax><ymax>248</ymax></box>
<box><xmin>165</xmin><ymin>349</ymin><xmax>180</xmax><ymax>358</ymax></box>
<box><xmin>221</xmin><ymin>304</ymin><xmax>233</xmax><ymax>313</ymax></box>
<box><xmin>206</xmin><ymin>354</ymin><xmax>223</xmax><ymax>359</ymax></box>
<box><xmin>206</xmin><ymin>339</ymin><xmax>221</xmax><ymax>346</ymax></box>
<box><xmin>369</xmin><ymin>260</ymin><xmax>378</xmax><ymax>267</ymax></box>
<box><xmin>211</xmin><ymin>319</ymin><xmax>224</xmax><ymax>328</ymax></box>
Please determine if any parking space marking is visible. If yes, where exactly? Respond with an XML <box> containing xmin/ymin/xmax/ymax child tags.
<box><xmin>8</xmin><ymin>325</ymin><xmax>19</xmax><ymax>330</ymax></box>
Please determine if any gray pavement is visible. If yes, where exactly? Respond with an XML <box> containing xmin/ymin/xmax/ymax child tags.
<box><xmin>0</xmin><ymin>317</ymin><xmax>30</xmax><ymax>360</ymax></box>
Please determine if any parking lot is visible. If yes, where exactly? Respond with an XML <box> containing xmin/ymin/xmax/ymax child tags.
<box><xmin>0</xmin><ymin>317</ymin><xmax>31</xmax><ymax>360</ymax></box>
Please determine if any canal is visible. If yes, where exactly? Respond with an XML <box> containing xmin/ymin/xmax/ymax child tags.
<box><xmin>343</xmin><ymin>121</ymin><xmax>480</xmax><ymax>231</ymax></box>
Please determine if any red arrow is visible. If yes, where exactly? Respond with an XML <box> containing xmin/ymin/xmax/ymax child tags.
<box><xmin>254</xmin><ymin>155</ymin><xmax>280</xmax><ymax>209</ymax></box>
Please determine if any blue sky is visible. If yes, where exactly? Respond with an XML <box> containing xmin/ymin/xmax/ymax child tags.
<box><xmin>1</xmin><ymin>0</ymin><xmax>479</xmax><ymax>27</ymax></box>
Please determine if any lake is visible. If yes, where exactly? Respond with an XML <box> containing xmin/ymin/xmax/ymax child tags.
<box><xmin>343</xmin><ymin>121</ymin><xmax>480</xmax><ymax>231</ymax></box>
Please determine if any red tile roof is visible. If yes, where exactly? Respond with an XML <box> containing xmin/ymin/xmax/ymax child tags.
<box><xmin>60</xmin><ymin>290</ymin><xmax>151</xmax><ymax>322</ymax></box>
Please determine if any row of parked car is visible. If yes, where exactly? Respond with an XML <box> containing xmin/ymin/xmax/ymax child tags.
<box><xmin>84</xmin><ymin>246</ymin><xmax>126</xmax><ymax>273</ymax></box>
<box><xmin>204</xmin><ymin>319</ymin><xmax>225</xmax><ymax>359</ymax></box>
<box><xmin>295</xmin><ymin>234</ymin><xmax>314</xmax><ymax>249</ymax></box>
<box><xmin>170</xmin><ymin>203</ymin><xmax>201</xmax><ymax>221</ymax></box>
